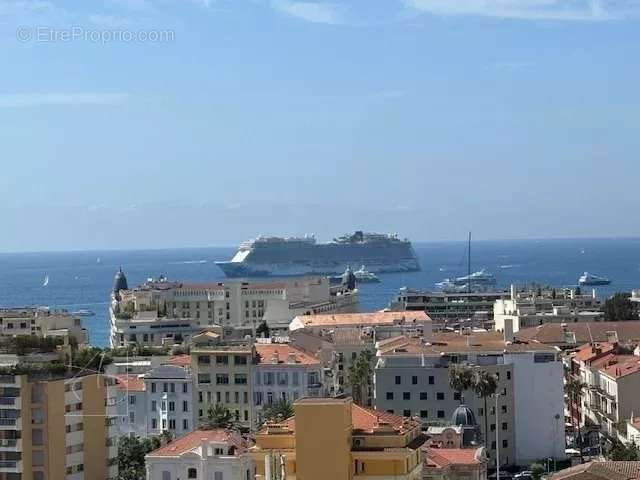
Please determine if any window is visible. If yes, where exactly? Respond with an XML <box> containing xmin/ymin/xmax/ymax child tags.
<box><xmin>506</xmin><ymin>371</ymin><xmax>511</xmax><ymax>380</ymax></box>
<box><xmin>502</xmin><ymin>439</ymin><xmax>508</xmax><ymax>448</ymax></box>
<box><xmin>163</xmin><ymin>382</ymin><xmax>168</xmax><ymax>392</ymax></box>
<box><xmin>478</xmin><ymin>407</ymin><xmax>484</xmax><ymax>416</ymax></box>
<box><xmin>151</xmin><ymin>383</ymin><xmax>156</xmax><ymax>393</ymax></box>
<box><xmin>420</xmin><ymin>392</ymin><xmax>427</xmax><ymax>400</ymax></box>
<box><xmin>170</xmin><ymin>383</ymin><xmax>175</xmax><ymax>393</ymax></box>
<box><xmin>214</xmin><ymin>472</ymin><xmax>223</xmax><ymax>480</ymax></box>
<box><xmin>188</xmin><ymin>468</ymin><xmax>197</xmax><ymax>479</ymax></box>
<box><xmin>403</xmin><ymin>409</ymin><xmax>411</xmax><ymax>417</ymax></box>
<box><xmin>129</xmin><ymin>395</ymin><xmax>136</xmax><ymax>405</ymax></box>
<box><xmin>412</xmin><ymin>376</ymin><xmax>418</xmax><ymax>385</ymax></box>
<box><xmin>428</xmin><ymin>376</ymin><xmax>435</xmax><ymax>385</ymax></box>
<box><xmin>198</xmin><ymin>374</ymin><xmax>211</xmax><ymax>384</ymax></box>
<box><xmin>454</xmin><ymin>392</ymin><xmax>461</xmax><ymax>401</ymax></box>
<box><xmin>437</xmin><ymin>410</ymin><xmax>445</xmax><ymax>418</ymax></box>
<box><xmin>395</xmin><ymin>376</ymin><xmax>401</xmax><ymax>385</ymax></box>
<box><xmin>216</xmin><ymin>374</ymin><xmax>229</xmax><ymax>385</ymax></box>
<box><xmin>403</xmin><ymin>392</ymin><xmax>411</xmax><ymax>400</ymax></box>
<box><xmin>234</xmin><ymin>355</ymin><xmax>248</xmax><ymax>365</ymax></box>
<box><xmin>183</xmin><ymin>419</ymin><xmax>189</xmax><ymax>430</ymax></box>
<box><xmin>386</xmin><ymin>392</ymin><xmax>394</xmax><ymax>400</ymax></box>
<box><xmin>502</xmin><ymin>422</ymin><xmax>508</xmax><ymax>430</ymax></box>
<box><xmin>437</xmin><ymin>392</ymin><xmax>445</xmax><ymax>400</ymax></box>
<box><xmin>216</xmin><ymin>355</ymin><xmax>229</xmax><ymax>365</ymax></box>
<box><xmin>129</xmin><ymin>411</ymin><xmax>135</xmax><ymax>423</ymax></box>
<box><xmin>420</xmin><ymin>410</ymin><xmax>428</xmax><ymax>418</ymax></box>
<box><xmin>183</xmin><ymin>400</ymin><xmax>189</xmax><ymax>412</ymax></box>
<box><xmin>152</xmin><ymin>418</ymin><xmax>157</xmax><ymax>429</ymax></box>
<box><xmin>169</xmin><ymin>401</ymin><xmax>175</xmax><ymax>412</ymax></box>
<box><xmin>491</xmin><ymin>441</ymin><xmax>496</xmax><ymax>449</ymax></box>
<box><xmin>490</xmin><ymin>424</ymin><xmax>496</xmax><ymax>432</ymax></box>
<box><xmin>235</xmin><ymin>374</ymin><xmax>248</xmax><ymax>385</ymax></box>
<box><xmin>502</xmin><ymin>405</ymin><xmax>507</xmax><ymax>414</ymax></box>
<box><xmin>162</xmin><ymin>472</ymin><xmax>171</xmax><ymax>480</ymax></box>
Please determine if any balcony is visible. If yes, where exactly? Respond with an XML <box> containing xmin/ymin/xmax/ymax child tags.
<box><xmin>0</xmin><ymin>460</ymin><xmax>20</xmax><ymax>472</ymax></box>
<box><xmin>0</xmin><ymin>439</ymin><xmax>20</xmax><ymax>450</ymax></box>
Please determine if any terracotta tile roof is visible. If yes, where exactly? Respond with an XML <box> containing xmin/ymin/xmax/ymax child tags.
<box><xmin>168</xmin><ymin>355</ymin><xmax>191</xmax><ymax>366</ymax></box>
<box><xmin>115</xmin><ymin>375</ymin><xmax>145</xmax><ymax>392</ymax></box>
<box><xmin>147</xmin><ymin>429</ymin><xmax>247</xmax><ymax>457</ymax></box>
<box><xmin>551</xmin><ymin>461</ymin><xmax>640</xmax><ymax>480</ymax></box>
<box><xmin>292</xmin><ymin>311</ymin><xmax>431</xmax><ymax>329</ymax></box>
<box><xmin>573</xmin><ymin>343</ymin><xmax>616</xmax><ymax>363</ymax></box>
<box><xmin>599</xmin><ymin>357</ymin><xmax>640</xmax><ymax>379</ymax></box>
<box><xmin>255</xmin><ymin>344</ymin><xmax>319</xmax><ymax>365</ymax></box>
<box><xmin>378</xmin><ymin>331</ymin><xmax>557</xmax><ymax>356</ymax></box>
<box><xmin>517</xmin><ymin>322</ymin><xmax>640</xmax><ymax>346</ymax></box>
<box><xmin>424</xmin><ymin>447</ymin><xmax>483</xmax><ymax>468</ymax></box>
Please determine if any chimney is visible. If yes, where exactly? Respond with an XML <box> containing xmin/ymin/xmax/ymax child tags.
<box><xmin>201</xmin><ymin>439</ymin><xmax>210</xmax><ymax>458</ymax></box>
<box><xmin>503</xmin><ymin>317</ymin><xmax>514</xmax><ymax>343</ymax></box>
<box><xmin>271</xmin><ymin>352</ymin><xmax>280</xmax><ymax>364</ymax></box>
<box><xmin>287</xmin><ymin>352</ymin><xmax>296</xmax><ymax>364</ymax></box>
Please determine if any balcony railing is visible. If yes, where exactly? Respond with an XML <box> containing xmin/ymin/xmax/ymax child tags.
<box><xmin>0</xmin><ymin>461</ymin><xmax>17</xmax><ymax>468</ymax></box>
<box><xmin>0</xmin><ymin>419</ymin><xmax>17</xmax><ymax>426</ymax></box>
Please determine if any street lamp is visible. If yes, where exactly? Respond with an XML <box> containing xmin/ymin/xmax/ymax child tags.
<box><xmin>494</xmin><ymin>392</ymin><xmax>503</xmax><ymax>480</ymax></box>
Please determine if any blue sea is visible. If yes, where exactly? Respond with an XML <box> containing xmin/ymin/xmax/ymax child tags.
<box><xmin>1</xmin><ymin>238</ymin><xmax>639</xmax><ymax>347</ymax></box>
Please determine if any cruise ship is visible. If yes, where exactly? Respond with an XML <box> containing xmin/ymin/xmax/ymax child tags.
<box><xmin>216</xmin><ymin>231</ymin><xmax>421</xmax><ymax>277</ymax></box>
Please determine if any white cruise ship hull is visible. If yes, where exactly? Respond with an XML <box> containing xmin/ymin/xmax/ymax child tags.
<box><xmin>215</xmin><ymin>259</ymin><xmax>420</xmax><ymax>278</ymax></box>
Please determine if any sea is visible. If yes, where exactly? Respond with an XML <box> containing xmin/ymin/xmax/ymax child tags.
<box><xmin>1</xmin><ymin>237</ymin><xmax>640</xmax><ymax>347</ymax></box>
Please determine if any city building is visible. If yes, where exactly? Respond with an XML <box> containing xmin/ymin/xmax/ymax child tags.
<box><xmin>191</xmin><ymin>344</ymin><xmax>255</xmax><ymax>428</ymax></box>
<box><xmin>253</xmin><ymin>341</ymin><xmax>322</xmax><ymax>427</ymax></box>
<box><xmin>0</xmin><ymin>369</ymin><xmax>119</xmax><ymax>480</ymax></box>
<box><xmin>550</xmin><ymin>462</ymin><xmax>640</xmax><ymax>480</ymax></box>
<box><xmin>494</xmin><ymin>286</ymin><xmax>604</xmax><ymax>333</ymax></box>
<box><xmin>289</xmin><ymin>311</ymin><xmax>432</xmax><ymax>339</ymax></box>
<box><xmin>517</xmin><ymin>322</ymin><xmax>640</xmax><ymax>350</ymax></box>
<box><xmin>568</xmin><ymin>342</ymin><xmax>640</xmax><ymax>442</ymax></box>
<box><xmin>110</xmin><ymin>270</ymin><xmax>357</xmax><ymax>348</ymax></box>
<box><xmin>389</xmin><ymin>288</ymin><xmax>509</xmax><ymax>329</ymax></box>
<box><xmin>0</xmin><ymin>307</ymin><xmax>88</xmax><ymax>345</ymax></box>
<box><xmin>250</xmin><ymin>397</ymin><xmax>425</xmax><ymax>480</ymax></box>
<box><xmin>374</xmin><ymin>327</ymin><xmax>565</xmax><ymax>466</ymax></box>
<box><xmin>626</xmin><ymin>415</ymin><xmax>640</xmax><ymax>445</ymax></box>
<box><xmin>145</xmin><ymin>429</ymin><xmax>254</xmax><ymax>480</ymax></box>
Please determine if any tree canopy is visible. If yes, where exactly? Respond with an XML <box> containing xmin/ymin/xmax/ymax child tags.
<box><xmin>604</xmin><ymin>293</ymin><xmax>635</xmax><ymax>321</ymax></box>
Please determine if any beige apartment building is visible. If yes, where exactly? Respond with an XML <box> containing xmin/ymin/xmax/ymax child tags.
<box><xmin>0</xmin><ymin>371</ymin><xmax>118</xmax><ymax>480</ymax></box>
<box><xmin>191</xmin><ymin>344</ymin><xmax>255</xmax><ymax>428</ymax></box>
<box><xmin>0</xmin><ymin>308</ymin><xmax>88</xmax><ymax>346</ymax></box>
<box><xmin>110</xmin><ymin>270</ymin><xmax>357</xmax><ymax>348</ymax></box>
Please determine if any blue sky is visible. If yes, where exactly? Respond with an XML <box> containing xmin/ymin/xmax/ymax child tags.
<box><xmin>1</xmin><ymin>0</ymin><xmax>639</xmax><ymax>251</ymax></box>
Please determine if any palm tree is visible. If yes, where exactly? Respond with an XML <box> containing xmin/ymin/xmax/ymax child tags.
<box><xmin>472</xmin><ymin>370</ymin><xmax>498</xmax><ymax>443</ymax></box>
<box><xmin>449</xmin><ymin>364</ymin><xmax>474</xmax><ymax>403</ymax></box>
<box><xmin>263</xmin><ymin>399</ymin><xmax>294</xmax><ymax>422</ymax></box>
<box><xmin>347</xmin><ymin>350</ymin><xmax>374</xmax><ymax>406</ymax></box>
<box><xmin>566</xmin><ymin>378</ymin><xmax>587</xmax><ymax>451</ymax></box>
<box><xmin>202</xmin><ymin>403</ymin><xmax>236</xmax><ymax>430</ymax></box>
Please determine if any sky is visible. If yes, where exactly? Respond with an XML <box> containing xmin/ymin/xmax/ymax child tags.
<box><xmin>1</xmin><ymin>0</ymin><xmax>639</xmax><ymax>252</ymax></box>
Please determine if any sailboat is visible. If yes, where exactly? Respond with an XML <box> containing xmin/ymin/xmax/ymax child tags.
<box><xmin>435</xmin><ymin>233</ymin><xmax>496</xmax><ymax>293</ymax></box>
<box><xmin>42</xmin><ymin>275</ymin><xmax>49</xmax><ymax>287</ymax></box>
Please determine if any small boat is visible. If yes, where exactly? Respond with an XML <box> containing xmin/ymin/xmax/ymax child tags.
<box><xmin>42</xmin><ymin>275</ymin><xmax>49</xmax><ymax>287</ymax></box>
<box><xmin>578</xmin><ymin>272</ymin><xmax>611</xmax><ymax>286</ymax></box>
<box><xmin>72</xmin><ymin>309</ymin><xmax>95</xmax><ymax>317</ymax></box>
<box><xmin>353</xmin><ymin>265</ymin><xmax>380</xmax><ymax>283</ymax></box>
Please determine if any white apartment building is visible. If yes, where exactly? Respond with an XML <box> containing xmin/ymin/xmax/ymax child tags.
<box><xmin>110</xmin><ymin>270</ymin><xmax>357</xmax><ymax>348</ymax></box>
<box><xmin>116</xmin><ymin>364</ymin><xmax>197</xmax><ymax>438</ymax></box>
<box><xmin>145</xmin><ymin>429</ymin><xmax>254</xmax><ymax>480</ymax></box>
<box><xmin>569</xmin><ymin>342</ymin><xmax>640</xmax><ymax>441</ymax></box>
<box><xmin>252</xmin><ymin>341</ymin><xmax>322</xmax><ymax>427</ymax></box>
<box><xmin>374</xmin><ymin>327</ymin><xmax>565</xmax><ymax>466</ymax></box>
<box><xmin>494</xmin><ymin>285</ymin><xmax>603</xmax><ymax>333</ymax></box>
<box><xmin>0</xmin><ymin>307</ymin><xmax>89</xmax><ymax>345</ymax></box>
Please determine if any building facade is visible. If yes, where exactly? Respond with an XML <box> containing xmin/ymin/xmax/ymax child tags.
<box><xmin>374</xmin><ymin>330</ymin><xmax>566</xmax><ymax>466</ymax></box>
<box><xmin>250</xmin><ymin>397</ymin><xmax>424</xmax><ymax>480</ymax></box>
<box><xmin>145</xmin><ymin>429</ymin><xmax>254</xmax><ymax>480</ymax></box>
<box><xmin>0</xmin><ymin>371</ymin><xmax>118</xmax><ymax>480</ymax></box>
<box><xmin>0</xmin><ymin>307</ymin><xmax>88</xmax><ymax>346</ymax></box>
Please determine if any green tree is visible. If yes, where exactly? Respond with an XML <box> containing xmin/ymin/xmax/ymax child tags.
<box><xmin>263</xmin><ymin>399</ymin><xmax>294</xmax><ymax>422</ymax></box>
<box><xmin>472</xmin><ymin>369</ymin><xmax>498</xmax><ymax>443</ymax></box>
<box><xmin>117</xmin><ymin>435</ymin><xmax>161</xmax><ymax>480</ymax></box>
<box><xmin>531</xmin><ymin>463</ymin><xmax>546</xmax><ymax>480</ymax></box>
<box><xmin>608</xmin><ymin>441</ymin><xmax>640</xmax><ymax>461</ymax></box>
<box><xmin>604</xmin><ymin>293</ymin><xmax>635</xmax><ymax>321</ymax></box>
<box><xmin>202</xmin><ymin>403</ymin><xmax>237</xmax><ymax>429</ymax></box>
<box><xmin>449</xmin><ymin>364</ymin><xmax>474</xmax><ymax>402</ymax></box>
<box><xmin>347</xmin><ymin>350</ymin><xmax>374</xmax><ymax>406</ymax></box>
<box><xmin>256</xmin><ymin>321</ymin><xmax>270</xmax><ymax>338</ymax></box>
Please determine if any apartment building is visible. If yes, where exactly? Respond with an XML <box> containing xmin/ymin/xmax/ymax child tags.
<box><xmin>494</xmin><ymin>285</ymin><xmax>603</xmax><ymax>333</ymax></box>
<box><xmin>145</xmin><ymin>429</ymin><xmax>254</xmax><ymax>480</ymax></box>
<box><xmin>374</xmin><ymin>328</ymin><xmax>565</xmax><ymax>466</ymax></box>
<box><xmin>0</xmin><ymin>307</ymin><xmax>88</xmax><ymax>345</ymax></box>
<box><xmin>116</xmin><ymin>364</ymin><xmax>197</xmax><ymax>439</ymax></box>
<box><xmin>0</xmin><ymin>370</ymin><xmax>118</xmax><ymax>480</ymax></box>
<box><xmin>110</xmin><ymin>270</ymin><xmax>357</xmax><ymax>348</ymax></box>
<box><xmin>191</xmin><ymin>345</ymin><xmax>255</xmax><ymax>428</ymax></box>
<box><xmin>253</xmin><ymin>342</ymin><xmax>322</xmax><ymax>427</ymax></box>
<box><xmin>250</xmin><ymin>397</ymin><xmax>424</xmax><ymax>480</ymax></box>
<box><xmin>518</xmin><ymin>322</ymin><xmax>640</xmax><ymax>350</ymax></box>
<box><xmin>569</xmin><ymin>342</ymin><xmax>640</xmax><ymax>441</ymax></box>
